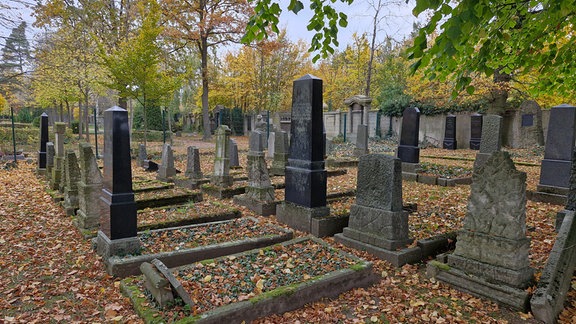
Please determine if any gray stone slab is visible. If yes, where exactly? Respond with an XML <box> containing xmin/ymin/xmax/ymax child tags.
<box><xmin>151</xmin><ymin>259</ymin><xmax>193</xmax><ymax>306</ymax></box>
<box><xmin>334</xmin><ymin>233</ymin><xmax>421</xmax><ymax>267</ymax></box>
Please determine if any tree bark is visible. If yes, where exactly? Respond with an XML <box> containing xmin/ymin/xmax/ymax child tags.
<box><xmin>200</xmin><ymin>37</ymin><xmax>212</xmax><ymax>141</ymax></box>
<box><xmin>487</xmin><ymin>69</ymin><xmax>511</xmax><ymax>115</ymax></box>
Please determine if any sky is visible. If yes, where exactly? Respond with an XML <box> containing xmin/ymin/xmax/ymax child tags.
<box><xmin>0</xmin><ymin>0</ymin><xmax>422</xmax><ymax>54</ymax></box>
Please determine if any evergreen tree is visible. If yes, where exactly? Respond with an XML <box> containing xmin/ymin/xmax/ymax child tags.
<box><xmin>0</xmin><ymin>21</ymin><xmax>31</xmax><ymax>109</ymax></box>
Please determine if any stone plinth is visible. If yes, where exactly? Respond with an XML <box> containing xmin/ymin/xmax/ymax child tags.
<box><xmin>211</xmin><ymin>125</ymin><xmax>233</xmax><ymax>187</ymax></box>
<box><xmin>157</xmin><ymin>143</ymin><xmax>176</xmax><ymax>181</ymax></box>
<box><xmin>76</xmin><ymin>143</ymin><xmax>103</xmax><ymax>230</ymax></box>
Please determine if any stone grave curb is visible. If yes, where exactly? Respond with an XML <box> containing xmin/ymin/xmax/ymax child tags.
<box><xmin>103</xmin><ymin>219</ymin><xmax>293</xmax><ymax>277</ymax></box>
<box><xmin>311</xmin><ymin>214</ymin><xmax>350</xmax><ymax>237</ymax></box>
<box><xmin>121</xmin><ymin>236</ymin><xmax>377</xmax><ymax>324</ymax></box>
<box><xmin>201</xmin><ymin>184</ymin><xmax>246</xmax><ymax>199</ymax></box>
<box><xmin>132</xmin><ymin>179</ymin><xmax>174</xmax><ymax>193</ymax></box>
<box><xmin>401</xmin><ymin>172</ymin><xmax>472</xmax><ymax>187</ymax></box>
<box><xmin>326</xmin><ymin>158</ymin><xmax>359</xmax><ymax>168</ymax></box>
<box><xmin>531</xmin><ymin>210</ymin><xmax>576</xmax><ymax>323</ymax></box>
<box><xmin>173</xmin><ymin>177</ymin><xmax>210</xmax><ymax>190</ymax></box>
<box><xmin>526</xmin><ymin>190</ymin><xmax>566</xmax><ymax>206</ymax></box>
<box><xmin>135</xmin><ymin>190</ymin><xmax>203</xmax><ymax>210</ymax></box>
<box><xmin>427</xmin><ymin>260</ymin><xmax>531</xmax><ymax>311</ymax></box>
<box><xmin>334</xmin><ymin>233</ymin><xmax>421</xmax><ymax>267</ymax></box>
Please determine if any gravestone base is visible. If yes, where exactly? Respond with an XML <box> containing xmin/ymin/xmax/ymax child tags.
<box><xmin>233</xmin><ymin>194</ymin><xmax>278</xmax><ymax>216</ymax></box>
<box><xmin>347</xmin><ymin>204</ymin><xmax>412</xmax><ymax>248</ymax></box>
<box><xmin>210</xmin><ymin>175</ymin><xmax>233</xmax><ymax>188</ymax></box>
<box><xmin>473</xmin><ymin>152</ymin><xmax>492</xmax><ymax>170</ymax></box>
<box><xmin>334</xmin><ymin>233</ymin><xmax>421</xmax><ymax>267</ymax></box>
<box><xmin>156</xmin><ymin>175</ymin><xmax>175</xmax><ymax>182</ymax></box>
<box><xmin>443</xmin><ymin>139</ymin><xmax>457</xmax><ymax>150</ymax></box>
<box><xmin>447</xmin><ymin>254</ymin><xmax>534</xmax><ymax>289</ymax></box>
<box><xmin>62</xmin><ymin>191</ymin><xmax>79</xmax><ymax>216</ymax></box>
<box><xmin>469</xmin><ymin>140</ymin><xmax>481</xmax><ymax>150</ymax></box>
<box><xmin>96</xmin><ymin>230</ymin><xmax>141</xmax><ymax>260</ymax></box>
<box><xmin>173</xmin><ymin>177</ymin><xmax>209</xmax><ymax>190</ymax></box>
<box><xmin>397</xmin><ymin>145</ymin><xmax>420</xmax><ymax>164</ymax></box>
<box><xmin>539</xmin><ymin>159</ymin><xmax>571</xmax><ymax>190</ymax></box>
<box><xmin>401</xmin><ymin>162</ymin><xmax>420</xmax><ymax>181</ymax></box>
<box><xmin>202</xmin><ymin>184</ymin><xmax>245</xmax><ymax>199</ymax></box>
<box><xmin>50</xmin><ymin>168</ymin><xmax>62</xmax><ymax>190</ymax></box>
<box><xmin>276</xmin><ymin>201</ymin><xmax>330</xmax><ymax>234</ymax></box>
<box><xmin>45</xmin><ymin>166</ymin><xmax>53</xmax><ymax>182</ymax></box>
<box><xmin>427</xmin><ymin>260</ymin><xmax>531</xmax><ymax>311</ymax></box>
<box><xmin>36</xmin><ymin>168</ymin><xmax>46</xmax><ymax>176</ymax></box>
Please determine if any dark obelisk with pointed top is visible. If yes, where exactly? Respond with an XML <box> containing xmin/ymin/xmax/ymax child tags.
<box><xmin>97</xmin><ymin>106</ymin><xmax>140</xmax><ymax>259</ymax></box>
<box><xmin>37</xmin><ymin>113</ymin><xmax>49</xmax><ymax>172</ymax></box>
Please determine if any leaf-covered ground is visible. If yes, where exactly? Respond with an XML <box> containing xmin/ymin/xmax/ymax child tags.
<box><xmin>1</xmin><ymin>135</ymin><xmax>575</xmax><ymax>323</ymax></box>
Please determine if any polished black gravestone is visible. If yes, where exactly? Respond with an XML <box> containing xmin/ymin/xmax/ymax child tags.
<box><xmin>397</xmin><ymin>107</ymin><xmax>420</xmax><ymax>163</ymax></box>
<box><xmin>443</xmin><ymin>114</ymin><xmax>457</xmax><ymax>150</ymax></box>
<box><xmin>538</xmin><ymin>104</ymin><xmax>576</xmax><ymax>195</ymax></box>
<box><xmin>37</xmin><ymin>113</ymin><xmax>49</xmax><ymax>173</ymax></box>
<box><xmin>96</xmin><ymin>106</ymin><xmax>140</xmax><ymax>260</ymax></box>
<box><xmin>470</xmin><ymin>113</ymin><xmax>483</xmax><ymax>150</ymax></box>
<box><xmin>276</xmin><ymin>75</ymin><xmax>329</xmax><ymax>234</ymax></box>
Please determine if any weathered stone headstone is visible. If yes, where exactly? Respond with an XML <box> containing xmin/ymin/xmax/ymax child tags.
<box><xmin>254</xmin><ymin>114</ymin><xmax>268</xmax><ymax>147</ymax></box>
<box><xmin>233</xmin><ymin>130</ymin><xmax>276</xmax><ymax>215</ymax></box>
<box><xmin>37</xmin><ymin>113</ymin><xmax>49</xmax><ymax>174</ymax></box>
<box><xmin>228</xmin><ymin>139</ymin><xmax>240</xmax><ymax>168</ymax></box>
<box><xmin>46</xmin><ymin>142</ymin><xmax>55</xmax><ymax>182</ymax></box>
<box><xmin>50</xmin><ymin>122</ymin><xmax>66</xmax><ymax>190</ymax></box>
<box><xmin>442</xmin><ymin>114</ymin><xmax>457</xmax><ymax>150</ymax></box>
<box><xmin>397</xmin><ymin>107</ymin><xmax>420</xmax><ymax>164</ymax></box>
<box><xmin>96</xmin><ymin>106</ymin><xmax>140</xmax><ymax>259</ymax></box>
<box><xmin>354</xmin><ymin>124</ymin><xmax>369</xmax><ymax>156</ymax></box>
<box><xmin>266</xmin><ymin>131</ymin><xmax>275</xmax><ymax>159</ymax></box>
<box><xmin>137</xmin><ymin>144</ymin><xmax>147</xmax><ymax>167</ymax></box>
<box><xmin>270</xmin><ymin>130</ymin><xmax>289</xmax><ymax>176</ymax></box>
<box><xmin>469</xmin><ymin>113</ymin><xmax>483</xmax><ymax>150</ymax></box>
<box><xmin>76</xmin><ymin>143</ymin><xmax>103</xmax><ymax>230</ymax></box>
<box><xmin>157</xmin><ymin>143</ymin><xmax>176</xmax><ymax>181</ymax></box>
<box><xmin>335</xmin><ymin>154</ymin><xmax>418</xmax><ymax>266</ymax></box>
<box><xmin>211</xmin><ymin>125</ymin><xmax>233</xmax><ymax>187</ymax></box>
<box><xmin>184</xmin><ymin>146</ymin><xmax>202</xmax><ymax>181</ymax></box>
<box><xmin>473</xmin><ymin>114</ymin><xmax>503</xmax><ymax>170</ymax></box>
<box><xmin>276</xmin><ymin>74</ymin><xmax>329</xmax><ymax>233</ymax></box>
<box><xmin>428</xmin><ymin>151</ymin><xmax>534</xmax><ymax>311</ymax></box>
<box><xmin>62</xmin><ymin>150</ymin><xmax>81</xmax><ymax>215</ymax></box>
<box><xmin>538</xmin><ymin>104</ymin><xmax>576</xmax><ymax>194</ymax></box>
<box><xmin>507</xmin><ymin>100</ymin><xmax>544</xmax><ymax>148</ymax></box>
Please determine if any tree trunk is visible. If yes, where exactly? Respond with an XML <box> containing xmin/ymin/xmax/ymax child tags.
<box><xmin>59</xmin><ymin>101</ymin><xmax>63</xmax><ymax>122</ymax></box>
<box><xmin>143</xmin><ymin>95</ymin><xmax>148</xmax><ymax>147</ymax></box>
<box><xmin>85</xmin><ymin>91</ymin><xmax>90</xmax><ymax>143</ymax></box>
<box><xmin>487</xmin><ymin>69</ymin><xmax>511</xmax><ymax>115</ymax></box>
<box><xmin>78</xmin><ymin>100</ymin><xmax>83</xmax><ymax>139</ymax></box>
<box><xmin>200</xmin><ymin>37</ymin><xmax>212</xmax><ymax>141</ymax></box>
<box><xmin>65</xmin><ymin>100</ymin><xmax>71</xmax><ymax>126</ymax></box>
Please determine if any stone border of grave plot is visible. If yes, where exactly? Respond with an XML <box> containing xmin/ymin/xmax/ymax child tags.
<box><xmin>173</xmin><ymin>177</ymin><xmax>210</xmax><ymax>189</ymax></box>
<box><xmin>201</xmin><ymin>184</ymin><xmax>246</xmax><ymax>199</ymax></box>
<box><xmin>402</xmin><ymin>173</ymin><xmax>472</xmax><ymax>187</ymax></box>
<box><xmin>132</xmin><ymin>179</ymin><xmax>174</xmax><ymax>193</ymax></box>
<box><xmin>138</xmin><ymin>208</ymin><xmax>242</xmax><ymax>231</ymax></box>
<box><xmin>135</xmin><ymin>190</ymin><xmax>203</xmax><ymax>210</ymax></box>
<box><xmin>103</xmin><ymin>218</ymin><xmax>293</xmax><ymax>277</ymax></box>
<box><xmin>526</xmin><ymin>190</ymin><xmax>566</xmax><ymax>206</ymax></box>
<box><xmin>120</xmin><ymin>236</ymin><xmax>377</xmax><ymax>324</ymax></box>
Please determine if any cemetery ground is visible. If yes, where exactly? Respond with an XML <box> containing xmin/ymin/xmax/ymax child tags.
<box><xmin>1</xmin><ymin>135</ymin><xmax>576</xmax><ymax>323</ymax></box>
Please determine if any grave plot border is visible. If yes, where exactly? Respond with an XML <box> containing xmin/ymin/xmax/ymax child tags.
<box><xmin>135</xmin><ymin>189</ymin><xmax>203</xmax><ymax>210</ymax></box>
<box><xmin>120</xmin><ymin>236</ymin><xmax>377</xmax><ymax>324</ymax></box>
<box><xmin>102</xmin><ymin>217</ymin><xmax>293</xmax><ymax>277</ymax></box>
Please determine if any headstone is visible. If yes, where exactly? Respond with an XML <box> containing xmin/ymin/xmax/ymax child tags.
<box><xmin>397</xmin><ymin>107</ymin><xmax>420</xmax><ymax>164</ymax></box>
<box><xmin>143</xmin><ymin>160</ymin><xmax>159</xmax><ymax>172</ymax></box>
<box><xmin>157</xmin><ymin>143</ymin><xmax>176</xmax><ymax>181</ymax></box>
<box><xmin>46</xmin><ymin>142</ymin><xmax>55</xmax><ymax>182</ymax></box>
<box><xmin>96</xmin><ymin>106</ymin><xmax>140</xmax><ymax>259</ymax></box>
<box><xmin>228</xmin><ymin>139</ymin><xmax>240</xmax><ymax>168</ymax></box>
<box><xmin>516</xmin><ymin>100</ymin><xmax>544</xmax><ymax>148</ymax></box>
<box><xmin>537</xmin><ymin>104</ymin><xmax>576</xmax><ymax>194</ymax></box>
<box><xmin>428</xmin><ymin>151</ymin><xmax>534</xmax><ymax>311</ymax></box>
<box><xmin>137</xmin><ymin>144</ymin><xmax>147</xmax><ymax>167</ymax></box>
<box><xmin>276</xmin><ymin>74</ymin><xmax>329</xmax><ymax>233</ymax></box>
<box><xmin>473</xmin><ymin>114</ymin><xmax>503</xmax><ymax>170</ymax></box>
<box><xmin>555</xmin><ymin>148</ymin><xmax>576</xmax><ymax>229</ymax></box>
<box><xmin>442</xmin><ymin>114</ymin><xmax>457</xmax><ymax>150</ymax></box>
<box><xmin>469</xmin><ymin>113</ymin><xmax>483</xmax><ymax>150</ymax></box>
<box><xmin>335</xmin><ymin>154</ymin><xmax>418</xmax><ymax>266</ymax></box>
<box><xmin>354</xmin><ymin>124</ymin><xmax>369</xmax><ymax>156</ymax></box>
<box><xmin>62</xmin><ymin>150</ymin><xmax>81</xmax><ymax>215</ymax></box>
<box><xmin>37</xmin><ymin>113</ymin><xmax>49</xmax><ymax>173</ymax></box>
<box><xmin>270</xmin><ymin>130</ymin><xmax>289</xmax><ymax>176</ymax></box>
<box><xmin>50</xmin><ymin>122</ymin><xmax>66</xmax><ymax>190</ymax></box>
<box><xmin>266</xmin><ymin>131</ymin><xmax>275</xmax><ymax>159</ymax></box>
<box><xmin>254</xmin><ymin>114</ymin><xmax>268</xmax><ymax>147</ymax></box>
<box><xmin>76</xmin><ymin>143</ymin><xmax>103</xmax><ymax>230</ymax></box>
<box><xmin>325</xmin><ymin>138</ymin><xmax>333</xmax><ymax>157</ymax></box>
<box><xmin>211</xmin><ymin>125</ymin><xmax>233</xmax><ymax>187</ymax></box>
<box><xmin>184</xmin><ymin>146</ymin><xmax>203</xmax><ymax>181</ymax></box>
<box><xmin>233</xmin><ymin>130</ymin><xmax>276</xmax><ymax>215</ymax></box>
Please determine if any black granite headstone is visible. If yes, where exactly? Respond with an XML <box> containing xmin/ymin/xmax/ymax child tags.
<box><xmin>38</xmin><ymin>113</ymin><xmax>48</xmax><ymax>169</ymax></box>
<box><xmin>443</xmin><ymin>114</ymin><xmax>457</xmax><ymax>150</ymax></box>
<box><xmin>285</xmin><ymin>74</ymin><xmax>327</xmax><ymax>208</ymax></box>
<box><xmin>397</xmin><ymin>107</ymin><xmax>420</xmax><ymax>163</ymax></box>
<box><xmin>100</xmin><ymin>106</ymin><xmax>137</xmax><ymax>240</ymax></box>
<box><xmin>539</xmin><ymin>104</ymin><xmax>576</xmax><ymax>190</ymax></box>
<box><xmin>470</xmin><ymin>113</ymin><xmax>483</xmax><ymax>150</ymax></box>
